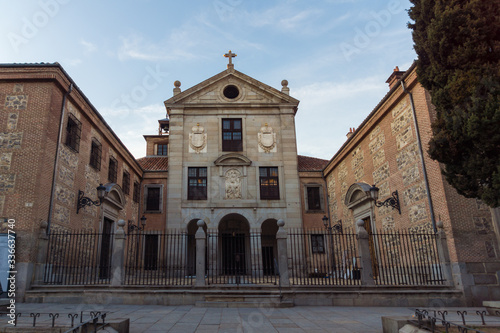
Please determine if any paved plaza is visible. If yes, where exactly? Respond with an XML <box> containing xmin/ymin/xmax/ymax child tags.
<box><xmin>1</xmin><ymin>303</ymin><xmax>499</xmax><ymax>332</ymax></box>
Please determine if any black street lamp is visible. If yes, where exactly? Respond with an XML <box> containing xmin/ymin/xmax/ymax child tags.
<box><xmin>128</xmin><ymin>215</ymin><xmax>147</xmax><ymax>233</ymax></box>
<box><xmin>322</xmin><ymin>215</ymin><xmax>343</xmax><ymax>233</ymax></box>
<box><xmin>369</xmin><ymin>185</ymin><xmax>401</xmax><ymax>214</ymax></box>
<box><xmin>76</xmin><ymin>184</ymin><xmax>106</xmax><ymax>214</ymax></box>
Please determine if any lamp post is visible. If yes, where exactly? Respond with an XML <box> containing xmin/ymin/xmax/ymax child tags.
<box><xmin>128</xmin><ymin>215</ymin><xmax>147</xmax><ymax>233</ymax></box>
<box><xmin>369</xmin><ymin>185</ymin><xmax>401</xmax><ymax>214</ymax></box>
<box><xmin>76</xmin><ymin>184</ymin><xmax>106</xmax><ymax>214</ymax></box>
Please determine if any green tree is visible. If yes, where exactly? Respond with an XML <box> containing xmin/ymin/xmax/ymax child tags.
<box><xmin>408</xmin><ymin>0</ymin><xmax>500</xmax><ymax>207</ymax></box>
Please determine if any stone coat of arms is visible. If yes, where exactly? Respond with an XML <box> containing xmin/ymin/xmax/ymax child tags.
<box><xmin>258</xmin><ymin>123</ymin><xmax>276</xmax><ymax>153</ymax></box>
<box><xmin>189</xmin><ymin>123</ymin><xmax>207</xmax><ymax>153</ymax></box>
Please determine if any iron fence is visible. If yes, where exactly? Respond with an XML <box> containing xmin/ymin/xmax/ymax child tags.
<box><xmin>124</xmin><ymin>230</ymin><xmax>195</xmax><ymax>286</ymax></box>
<box><xmin>44</xmin><ymin>231</ymin><xmax>113</xmax><ymax>285</ymax></box>
<box><xmin>288</xmin><ymin>228</ymin><xmax>361</xmax><ymax>286</ymax></box>
<box><xmin>206</xmin><ymin>230</ymin><xmax>278</xmax><ymax>285</ymax></box>
<box><xmin>370</xmin><ymin>230</ymin><xmax>444</xmax><ymax>285</ymax></box>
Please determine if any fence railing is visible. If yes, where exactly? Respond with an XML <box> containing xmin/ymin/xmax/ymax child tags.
<box><xmin>41</xmin><ymin>221</ymin><xmax>449</xmax><ymax>288</ymax></box>
<box><xmin>44</xmin><ymin>231</ymin><xmax>114</xmax><ymax>285</ymax></box>
<box><xmin>288</xmin><ymin>228</ymin><xmax>361</xmax><ymax>286</ymax></box>
<box><xmin>124</xmin><ymin>230</ymin><xmax>194</xmax><ymax>286</ymax></box>
<box><xmin>206</xmin><ymin>230</ymin><xmax>278</xmax><ymax>285</ymax></box>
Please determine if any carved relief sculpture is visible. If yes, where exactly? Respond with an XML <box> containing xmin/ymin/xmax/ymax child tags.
<box><xmin>258</xmin><ymin>123</ymin><xmax>276</xmax><ymax>153</ymax></box>
<box><xmin>189</xmin><ymin>123</ymin><xmax>207</xmax><ymax>153</ymax></box>
<box><xmin>225</xmin><ymin>169</ymin><xmax>242</xmax><ymax>199</ymax></box>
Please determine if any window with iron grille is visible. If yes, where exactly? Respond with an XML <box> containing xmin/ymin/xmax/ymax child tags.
<box><xmin>65</xmin><ymin>113</ymin><xmax>81</xmax><ymax>152</ymax></box>
<box><xmin>259</xmin><ymin>167</ymin><xmax>280</xmax><ymax>200</ymax></box>
<box><xmin>133</xmin><ymin>181</ymin><xmax>140</xmax><ymax>203</ymax></box>
<box><xmin>145</xmin><ymin>185</ymin><xmax>162</xmax><ymax>212</ymax></box>
<box><xmin>222</xmin><ymin>118</ymin><xmax>242</xmax><ymax>151</ymax></box>
<box><xmin>89</xmin><ymin>138</ymin><xmax>102</xmax><ymax>170</ymax></box>
<box><xmin>311</xmin><ymin>234</ymin><xmax>325</xmax><ymax>254</ymax></box>
<box><xmin>122</xmin><ymin>171</ymin><xmax>130</xmax><ymax>195</ymax></box>
<box><xmin>156</xmin><ymin>144</ymin><xmax>168</xmax><ymax>156</ymax></box>
<box><xmin>108</xmin><ymin>156</ymin><xmax>117</xmax><ymax>183</ymax></box>
<box><xmin>188</xmin><ymin>167</ymin><xmax>207</xmax><ymax>200</ymax></box>
<box><xmin>307</xmin><ymin>186</ymin><xmax>322</xmax><ymax>211</ymax></box>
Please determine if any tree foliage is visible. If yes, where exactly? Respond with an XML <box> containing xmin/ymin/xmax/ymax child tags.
<box><xmin>408</xmin><ymin>0</ymin><xmax>500</xmax><ymax>207</ymax></box>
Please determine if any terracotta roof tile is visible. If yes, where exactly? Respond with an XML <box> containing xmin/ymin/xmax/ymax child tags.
<box><xmin>297</xmin><ymin>155</ymin><xmax>329</xmax><ymax>172</ymax></box>
<box><xmin>137</xmin><ymin>156</ymin><xmax>169</xmax><ymax>171</ymax></box>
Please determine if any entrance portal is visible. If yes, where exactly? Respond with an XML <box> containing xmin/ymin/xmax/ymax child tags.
<box><xmin>218</xmin><ymin>215</ymin><xmax>250</xmax><ymax>276</ymax></box>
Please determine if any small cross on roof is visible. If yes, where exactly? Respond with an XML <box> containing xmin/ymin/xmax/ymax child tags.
<box><xmin>224</xmin><ymin>50</ymin><xmax>237</xmax><ymax>69</ymax></box>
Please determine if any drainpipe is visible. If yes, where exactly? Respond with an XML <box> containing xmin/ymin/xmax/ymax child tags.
<box><xmin>401</xmin><ymin>81</ymin><xmax>437</xmax><ymax>232</ymax></box>
<box><xmin>47</xmin><ymin>83</ymin><xmax>73</xmax><ymax>234</ymax></box>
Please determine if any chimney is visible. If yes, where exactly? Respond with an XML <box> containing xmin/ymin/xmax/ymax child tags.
<box><xmin>346</xmin><ymin>127</ymin><xmax>355</xmax><ymax>139</ymax></box>
<box><xmin>385</xmin><ymin>66</ymin><xmax>405</xmax><ymax>89</ymax></box>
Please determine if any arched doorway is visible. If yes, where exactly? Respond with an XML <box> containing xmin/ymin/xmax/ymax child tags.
<box><xmin>218</xmin><ymin>214</ymin><xmax>250</xmax><ymax>275</ymax></box>
<box><xmin>261</xmin><ymin>219</ymin><xmax>278</xmax><ymax>275</ymax></box>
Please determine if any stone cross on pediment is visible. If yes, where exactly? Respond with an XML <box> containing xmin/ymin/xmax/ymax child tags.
<box><xmin>224</xmin><ymin>50</ymin><xmax>237</xmax><ymax>69</ymax></box>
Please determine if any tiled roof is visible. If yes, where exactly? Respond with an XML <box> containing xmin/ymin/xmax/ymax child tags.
<box><xmin>297</xmin><ymin>155</ymin><xmax>329</xmax><ymax>172</ymax></box>
<box><xmin>137</xmin><ymin>156</ymin><xmax>169</xmax><ymax>171</ymax></box>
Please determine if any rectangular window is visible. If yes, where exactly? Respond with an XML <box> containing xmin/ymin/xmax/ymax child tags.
<box><xmin>145</xmin><ymin>185</ymin><xmax>162</xmax><ymax>212</ymax></box>
<box><xmin>133</xmin><ymin>181</ymin><xmax>140</xmax><ymax>203</ymax></box>
<box><xmin>222</xmin><ymin>118</ymin><xmax>243</xmax><ymax>151</ymax></box>
<box><xmin>188</xmin><ymin>167</ymin><xmax>207</xmax><ymax>200</ymax></box>
<box><xmin>89</xmin><ymin>138</ymin><xmax>102</xmax><ymax>170</ymax></box>
<box><xmin>65</xmin><ymin>113</ymin><xmax>81</xmax><ymax>152</ymax></box>
<box><xmin>156</xmin><ymin>144</ymin><xmax>168</xmax><ymax>156</ymax></box>
<box><xmin>307</xmin><ymin>186</ymin><xmax>322</xmax><ymax>211</ymax></box>
<box><xmin>108</xmin><ymin>156</ymin><xmax>117</xmax><ymax>183</ymax></box>
<box><xmin>259</xmin><ymin>167</ymin><xmax>280</xmax><ymax>200</ymax></box>
<box><xmin>311</xmin><ymin>234</ymin><xmax>325</xmax><ymax>254</ymax></box>
<box><xmin>122</xmin><ymin>171</ymin><xmax>130</xmax><ymax>195</ymax></box>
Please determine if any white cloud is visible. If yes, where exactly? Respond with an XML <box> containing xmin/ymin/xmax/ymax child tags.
<box><xmin>80</xmin><ymin>39</ymin><xmax>97</xmax><ymax>54</ymax></box>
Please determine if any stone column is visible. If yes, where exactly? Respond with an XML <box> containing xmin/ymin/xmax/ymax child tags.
<box><xmin>195</xmin><ymin>220</ymin><xmax>206</xmax><ymax>286</ymax></box>
<box><xmin>33</xmin><ymin>221</ymin><xmax>49</xmax><ymax>284</ymax></box>
<box><xmin>111</xmin><ymin>220</ymin><xmax>126</xmax><ymax>286</ymax></box>
<box><xmin>276</xmin><ymin>219</ymin><xmax>290</xmax><ymax>287</ymax></box>
<box><xmin>356</xmin><ymin>219</ymin><xmax>375</xmax><ymax>285</ymax></box>
<box><xmin>436</xmin><ymin>220</ymin><xmax>453</xmax><ymax>285</ymax></box>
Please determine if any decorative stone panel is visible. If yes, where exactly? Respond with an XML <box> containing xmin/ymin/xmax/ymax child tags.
<box><xmin>54</xmin><ymin>203</ymin><xmax>70</xmax><ymax>224</ymax></box>
<box><xmin>0</xmin><ymin>132</ymin><xmax>23</xmax><ymax>149</ymax></box>
<box><xmin>327</xmin><ymin>175</ymin><xmax>336</xmax><ymax>199</ymax></box>
<box><xmin>13</xmin><ymin>84</ymin><xmax>24</xmax><ymax>93</ymax></box>
<box><xmin>397</xmin><ymin>143</ymin><xmax>419</xmax><ymax>170</ymax></box>
<box><xmin>475</xmin><ymin>199</ymin><xmax>489</xmax><ymax>211</ymax></box>
<box><xmin>58</xmin><ymin>164</ymin><xmax>75</xmax><ymax>188</ymax></box>
<box><xmin>391</xmin><ymin>109</ymin><xmax>412</xmax><ymax>135</ymax></box>
<box><xmin>0</xmin><ymin>153</ymin><xmax>12</xmax><ymax>170</ymax></box>
<box><xmin>409</xmin><ymin>203</ymin><xmax>427</xmax><ymax>224</ymax></box>
<box><xmin>55</xmin><ymin>184</ymin><xmax>75</xmax><ymax>206</ymax></box>
<box><xmin>7</xmin><ymin>113</ymin><xmax>19</xmax><ymax>130</ymax></box>
<box><xmin>382</xmin><ymin>216</ymin><xmax>395</xmax><ymax>230</ymax></box>
<box><xmin>373</xmin><ymin>162</ymin><xmax>389</xmax><ymax>184</ymax></box>
<box><xmin>473</xmin><ymin>217</ymin><xmax>492</xmax><ymax>235</ymax></box>
<box><xmin>377</xmin><ymin>181</ymin><xmax>390</xmax><ymax>199</ymax></box>
<box><xmin>402</xmin><ymin>182</ymin><xmax>427</xmax><ymax>206</ymax></box>
<box><xmin>338</xmin><ymin>161</ymin><xmax>347</xmax><ymax>181</ymax></box>
<box><xmin>354</xmin><ymin>166</ymin><xmax>364</xmax><ymax>181</ymax></box>
<box><xmin>378</xmin><ymin>205</ymin><xmax>393</xmax><ymax>216</ymax></box>
<box><xmin>0</xmin><ymin>174</ymin><xmax>15</xmax><ymax>193</ymax></box>
<box><xmin>403</xmin><ymin>164</ymin><xmax>420</xmax><ymax>187</ymax></box>
<box><xmin>351</xmin><ymin>146</ymin><xmax>364</xmax><ymax>170</ymax></box>
<box><xmin>485</xmin><ymin>241</ymin><xmax>497</xmax><ymax>258</ymax></box>
<box><xmin>396</xmin><ymin>125</ymin><xmax>413</xmax><ymax>150</ymax></box>
<box><xmin>59</xmin><ymin>145</ymin><xmax>78</xmax><ymax>169</ymax></box>
<box><xmin>225</xmin><ymin>169</ymin><xmax>242</xmax><ymax>199</ymax></box>
<box><xmin>0</xmin><ymin>196</ymin><xmax>4</xmax><ymax>215</ymax></box>
<box><xmin>369</xmin><ymin>125</ymin><xmax>381</xmax><ymax>140</ymax></box>
<box><xmin>85</xmin><ymin>164</ymin><xmax>100</xmax><ymax>187</ymax></box>
<box><xmin>369</xmin><ymin>133</ymin><xmax>385</xmax><ymax>154</ymax></box>
<box><xmin>372</xmin><ymin>149</ymin><xmax>385</xmax><ymax>168</ymax></box>
<box><xmin>340</xmin><ymin>181</ymin><xmax>348</xmax><ymax>200</ymax></box>
<box><xmin>391</xmin><ymin>97</ymin><xmax>410</xmax><ymax>118</ymax></box>
<box><xmin>5</xmin><ymin>95</ymin><xmax>28</xmax><ymax>110</ymax></box>
<box><xmin>329</xmin><ymin>200</ymin><xmax>338</xmax><ymax>221</ymax></box>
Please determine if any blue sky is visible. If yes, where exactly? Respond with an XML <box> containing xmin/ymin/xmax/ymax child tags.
<box><xmin>1</xmin><ymin>0</ymin><xmax>416</xmax><ymax>160</ymax></box>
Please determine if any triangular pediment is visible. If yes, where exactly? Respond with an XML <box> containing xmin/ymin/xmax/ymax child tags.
<box><xmin>164</xmin><ymin>69</ymin><xmax>299</xmax><ymax>109</ymax></box>
<box><xmin>214</xmin><ymin>153</ymin><xmax>252</xmax><ymax>166</ymax></box>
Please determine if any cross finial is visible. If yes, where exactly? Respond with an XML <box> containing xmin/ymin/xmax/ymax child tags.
<box><xmin>224</xmin><ymin>50</ymin><xmax>237</xmax><ymax>69</ymax></box>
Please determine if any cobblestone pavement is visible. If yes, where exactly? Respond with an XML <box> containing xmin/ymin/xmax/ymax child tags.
<box><xmin>1</xmin><ymin>303</ymin><xmax>498</xmax><ymax>332</ymax></box>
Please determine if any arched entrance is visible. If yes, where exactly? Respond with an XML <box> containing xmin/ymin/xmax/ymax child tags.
<box><xmin>218</xmin><ymin>214</ymin><xmax>250</xmax><ymax>275</ymax></box>
<box><xmin>261</xmin><ymin>219</ymin><xmax>278</xmax><ymax>275</ymax></box>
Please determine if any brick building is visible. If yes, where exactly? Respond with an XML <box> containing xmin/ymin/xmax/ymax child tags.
<box><xmin>323</xmin><ymin>63</ymin><xmax>500</xmax><ymax>304</ymax></box>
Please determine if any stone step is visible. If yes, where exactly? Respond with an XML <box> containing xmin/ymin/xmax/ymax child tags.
<box><xmin>195</xmin><ymin>300</ymin><xmax>294</xmax><ymax>308</ymax></box>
